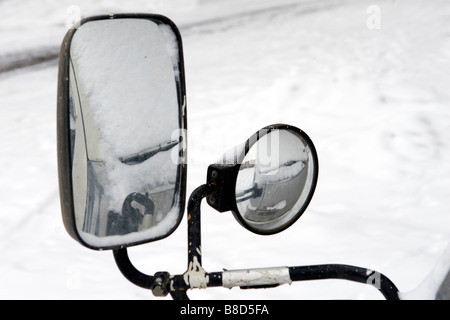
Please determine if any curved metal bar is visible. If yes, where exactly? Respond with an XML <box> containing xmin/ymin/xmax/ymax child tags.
<box><xmin>113</xmin><ymin>183</ymin><xmax>401</xmax><ymax>300</ymax></box>
<box><xmin>113</xmin><ymin>248</ymin><xmax>194</xmax><ymax>299</ymax></box>
<box><xmin>113</xmin><ymin>248</ymin><xmax>154</xmax><ymax>290</ymax></box>
<box><xmin>111</xmin><ymin>184</ymin><xmax>215</xmax><ymax>300</ymax></box>
<box><xmin>170</xmin><ymin>264</ymin><xmax>399</xmax><ymax>300</ymax></box>
<box><xmin>289</xmin><ymin>264</ymin><xmax>400</xmax><ymax>300</ymax></box>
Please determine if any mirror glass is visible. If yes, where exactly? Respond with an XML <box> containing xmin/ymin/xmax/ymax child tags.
<box><xmin>63</xmin><ymin>16</ymin><xmax>186</xmax><ymax>249</ymax></box>
<box><xmin>235</xmin><ymin>128</ymin><xmax>317</xmax><ymax>234</ymax></box>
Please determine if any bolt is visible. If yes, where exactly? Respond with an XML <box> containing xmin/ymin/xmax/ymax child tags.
<box><xmin>151</xmin><ymin>272</ymin><xmax>169</xmax><ymax>297</ymax></box>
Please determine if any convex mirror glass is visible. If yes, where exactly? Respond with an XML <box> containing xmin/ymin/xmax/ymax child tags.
<box><xmin>234</xmin><ymin>126</ymin><xmax>318</xmax><ymax>234</ymax></box>
<box><xmin>57</xmin><ymin>14</ymin><xmax>187</xmax><ymax>250</ymax></box>
<box><xmin>209</xmin><ymin>124</ymin><xmax>318</xmax><ymax>235</ymax></box>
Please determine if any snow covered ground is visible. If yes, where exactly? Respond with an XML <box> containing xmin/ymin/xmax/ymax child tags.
<box><xmin>1</xmin><ymin>0</ymin><xmax>449</xmax><ymax>300</ymax></box>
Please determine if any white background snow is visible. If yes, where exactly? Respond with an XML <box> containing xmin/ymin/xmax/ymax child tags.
<box><xmin>0</xmin><ymin>0</ymin><xmax>449</xmax><ymax>300</ymax></box>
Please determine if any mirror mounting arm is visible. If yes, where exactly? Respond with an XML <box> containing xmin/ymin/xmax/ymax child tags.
<box><xmin>112</xmin><ymin>248</ymin><xmax>155</xmax><ymax>290</ymax></box>
<box><xmin>113</xmin><ymin>248</ymin><xmax>176</xmax><ymax>297</ymax></box>
<box><xmin>112</xmin><ymin>184</ymin><xmax>220</xmax><ymax>300</ymax></box>
<box><xmin>289</xmin><ymin>265</ymin><xmax>400</xmax><ymax>300</ymax></box>
<box><xmin>187</xmin><ymin>184</ymin><xmax>214</xmax><ymax>265</ymax></box>
<box><xmin>113</xmin><ymin>184</ymin><xmax>400</xmax><ymax>300</ymax></box>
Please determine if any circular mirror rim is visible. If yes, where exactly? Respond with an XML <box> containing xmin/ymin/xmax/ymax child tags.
<box><xmin>231</xmin><ymin>124</ymin><xmax>319</xmax><ymax>235</ymax></box>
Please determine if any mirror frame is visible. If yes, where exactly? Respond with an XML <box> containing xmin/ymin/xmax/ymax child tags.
<box><xmin>57</xmin><ymin>14</ymin><xmax>187</xmax><ymax>250</ymax></box>
<box><xmin>206</xmin><ymin>124</ymin><xmax>319</xmax><ymax>235</ymax></box>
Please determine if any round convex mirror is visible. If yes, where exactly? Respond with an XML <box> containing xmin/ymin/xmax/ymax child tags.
<box><xmin>234</xmin><ymin>125</ymin><xmax>318</xmax><ymax>235</ymax></box>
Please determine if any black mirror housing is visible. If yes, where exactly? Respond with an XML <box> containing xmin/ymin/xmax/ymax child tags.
<box><xmin>206</xmin><ymin>164</ymin><xmax>240</xmax><ymax>213</ymax></box>
<box><xmin>57</xmin><ymin>14</ymin><xmax>187</xmax><ymax>250</ymax></box>
<box><xmin>206</xmin><ymin>124</ymin><xmax>319</xmax><ymax>235</ymax></box>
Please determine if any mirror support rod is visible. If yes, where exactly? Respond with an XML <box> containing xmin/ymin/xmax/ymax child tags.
<box><xmin>112</xmin><ymin>184</ymin><xmax>221</xmax><ymax>300</ymax></box>
<box><xmin>187</xmin><ymin>184</ymin><xmax>214</xmax><ymax>266</ymax></box>
<box><xmin>289</xmin><ymin>265</ymin><xmax>400</xmax><ymax>300</ymax></box>
<box><xmin>112</xmin><ymin>248</ymin><xmax>154</xmax><ymax>290</ymax></box>
<box><xmin>113</xmin><ymin>183</ymin><xmax>400</xmax><ymax>300</ymax></box>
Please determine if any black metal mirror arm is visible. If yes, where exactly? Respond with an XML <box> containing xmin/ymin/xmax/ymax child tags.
<box><xmin>113</xmin><ymin>184</ymin><xmax>400</xmax><ymax>300</ymax></box>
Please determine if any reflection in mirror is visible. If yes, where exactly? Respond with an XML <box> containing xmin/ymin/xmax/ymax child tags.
<box><xmin>59</xmin><ymin>16</ymin><xmax>186</xmax><ymax>249</ymax></box>
<box><xmin>235</xmin><ymin>128</ymin><xmax>317</xmax><ymax>234</ymax></box>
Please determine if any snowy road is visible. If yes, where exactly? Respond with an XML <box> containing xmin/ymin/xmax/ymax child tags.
<box><xmin>0</xmin><ymin>0</ymin><xmax>339</xmax><ymax>73</ymax></box>
<box><xmin>1</xmin><ymin>0</ymin><xmax>450</xmax><ymax>300</ymax></box>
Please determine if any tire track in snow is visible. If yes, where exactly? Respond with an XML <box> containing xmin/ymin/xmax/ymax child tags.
<box><xmin>180</xmin><ymin>0</ymin><xmax>345</xmax><ymax>36</ymax></box>
<box><xmin>0</xmin><ymin>47</ymin><xmax>59</xmax><ymax>73</ymax></box>
<box><xmin>0</xmin><ymin>0</ymin><xmax>346</xmax><ymax>74</ymax></box>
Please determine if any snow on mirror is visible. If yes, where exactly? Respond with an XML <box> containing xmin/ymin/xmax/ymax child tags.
<box><xmin>57</xmin><ymin>15</ymin><xmax>187</xmax><ymax>250</ymax></box>
<box><xmin>234</xmin><ymin>127</ymin><xmax>318</xmax><ymax>235</ymax></box>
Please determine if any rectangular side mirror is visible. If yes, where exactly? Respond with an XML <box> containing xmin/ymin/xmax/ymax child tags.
<box><xmin>57</xmin><ymin>14</ymin><xmax>187</xmax><ymax>250</ymax></box>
